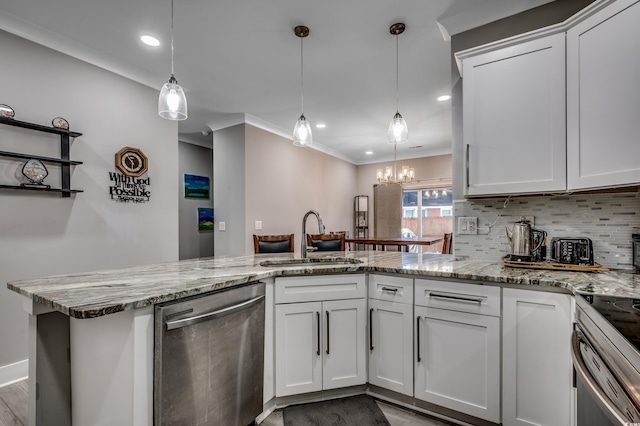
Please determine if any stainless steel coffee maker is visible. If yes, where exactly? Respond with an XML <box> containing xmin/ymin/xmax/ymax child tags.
<box><xmin>506</xmin><ymin>216</ymin><xmax>547</xmax><ymax>262</ymax></box>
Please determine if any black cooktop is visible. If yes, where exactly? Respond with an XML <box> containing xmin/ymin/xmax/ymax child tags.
<box><xmin>581</xmin><ymin>294</ymin><xmax>640</xmax><ymax>351</ymax></box>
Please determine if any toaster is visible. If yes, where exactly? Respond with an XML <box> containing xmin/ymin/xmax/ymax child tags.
<box><xmin>550</xmin><ymin>238</ymin><xmax>594</xmax><ymax>265</ymax></box>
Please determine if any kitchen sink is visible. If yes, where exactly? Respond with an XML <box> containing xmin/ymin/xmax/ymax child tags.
<box><xmin>259</xmin><ymin>257</ymin><xmax>363</xmax><ymax>267</ymax></box>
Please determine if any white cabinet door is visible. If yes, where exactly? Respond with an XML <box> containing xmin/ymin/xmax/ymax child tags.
<box><xmin>275</xmin><ymin>301</ymin><xmax>322</xmax><ymax>397</ymax></box>
<box><xmin>323</xmin><ymin>298</ymin><xmax>367</xmax><ymax>390</ymax></box>
<box><xmin>502</xmin><ymin>288</ymin><xmax>574</xmax><ymax>426</ymax></box>
<box><xmin>368</xmin><ymin>299</ymin><xmax>413</xmax><ymax>396</ymax></box>
<box><xmin>462</xmin><ymin>33</ymin><xmax>566</xmax><ymax>196</ymax></box>
<box><xmin>567</xmin><ymin>0</ymin><xmax>640</xmax><ymax>190</ymax></box>
<box><xmin>415</xmin><ymin>306</ymin><xmax>500</xmax><ymax>423</ymax></box>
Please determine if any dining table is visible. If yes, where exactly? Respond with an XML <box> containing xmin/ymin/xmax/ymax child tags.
<box><xmin>345</xmin><ymin>236</ymin><xmax>443</xmax><ymax>252</ymax></box>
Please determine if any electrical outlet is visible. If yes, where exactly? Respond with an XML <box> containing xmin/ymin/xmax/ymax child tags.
<box><xmin>255</xmin><ymin>220</ymin><xmax>262</xmax><ymax>230</ymax></box>
<box><xmin>458</xmin><ymin>217</ymin><xmax>478</xmax><ymax>235</ymax></box>
<box><xmin>219</xmin><ymin>221</ymin><xmax>226</xmax><ymax>231</ymax></box>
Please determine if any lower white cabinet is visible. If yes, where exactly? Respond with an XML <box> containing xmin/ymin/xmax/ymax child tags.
<box><xmin>368</xmin><ymin>274</ymin><xmax>414</xmax><ymax>396</ymax></box>
<box><xmin>414</xmin><ymin>279</ymin><xmax>501</xmax><ymax>423</ymax></box>
<box><xmin>275</xmin><ymin>298</ymin><xmax>367</xmax><ymax>397</ymax></box>
<box><xmin>502</xmin><ymin>288</ymin><xmax>574</xmax><ymax>426</ymax></box>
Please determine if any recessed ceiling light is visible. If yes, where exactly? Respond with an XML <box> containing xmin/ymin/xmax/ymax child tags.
<box><xmin>365</xmin><ymin>151</ymin><xmax>373</xmax><ymax>155</ymax></box>
<box><xmin>141</xmin><ymin>35</ymin><xmax>160</xmax><ymax>47</ymax></box>
<box><xmin>437</xmin><ymin>95</ymin><xmax>451</xmax><ymax>102</ymax></box>
<box><xmin>316</xmin><ymin>123</ymin><xmax>326</xmax><ymax>129</ymax></box>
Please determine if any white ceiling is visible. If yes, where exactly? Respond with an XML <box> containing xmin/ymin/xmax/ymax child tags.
<box><xmin>0</xmin><ymin>0</ymin><xmax>554</xmax><ymax>165</ymax></box>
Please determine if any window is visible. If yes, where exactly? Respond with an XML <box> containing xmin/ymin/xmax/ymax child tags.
<box><xmin>402</xmin><ymin>187</ymin><xmax>453</xmax><ymax>251</ymax></box>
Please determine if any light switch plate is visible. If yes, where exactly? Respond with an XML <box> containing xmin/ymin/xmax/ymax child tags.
<box><xmin>255</xmin><ymin>220</ymin><xmax>262</xmax><ymax>230</ymax></box>
<box><xmin>458</xmin><ymin>217</ymin><xmax>478</xmax><ymax>235</ymax></box>
<box><xmin>219</xmin><ymin>221</ymin><xmax>226</xmax><ymax>231</ymax></box>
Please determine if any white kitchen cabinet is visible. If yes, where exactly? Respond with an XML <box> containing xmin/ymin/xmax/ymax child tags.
<box><xmin>368</xmin><ymin>275</ymin><xmax>413</xmax><ymax>396</ymax></box>
<box><xmin>502</xmin><ymin>288</ymin><xmax>574</xmax><ymax>426</ymax></box>
<box><xmin>274</xmin><ymin>275</ymin><xmax>367</xmax><ymax>397</ymax></box>
<box><xmin>414</xmin><ymin>279</ymin><xmax>501</xmax><ymax>423</ymax></box>
<box><xmin>567</xmin><ymin>0</ymin><xmax>640</xmax><ymax>190</ymax></box>
<box><xmin>460</xmin><ymin>32</ymin><xmax>566</xmax><ymax>197</ymax></box>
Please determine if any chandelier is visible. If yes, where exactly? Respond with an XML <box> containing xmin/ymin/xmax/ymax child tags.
<box><xmin>376</xmin><ymin>144</ymin><xmax>415</xmax><ymax>184</ymax></box>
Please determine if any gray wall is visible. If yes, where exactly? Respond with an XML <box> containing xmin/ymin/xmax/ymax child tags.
<box><xmin>213</xmin><ymin>125</ymin><xmax>246</xmax><ymax>256</ymax></box>
<box><xmin>179</xmin><ymin>141</ymin><xmax>214</xmax><ymax>259</ymax></box>
<box><xmin>0</xmin><ymin>30</ymin><xmax>179</xmax><ymax>373</ymax></box>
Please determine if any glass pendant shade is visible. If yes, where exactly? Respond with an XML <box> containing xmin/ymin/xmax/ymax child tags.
<box><xmin>159</xmin><ymin>75</ymin><xmax>187</xmax><ymax>120</ymax></box>
<box><xmin>388</xmin><ymin>111</ymin><xmax>408</xmax><ymax>144</ymax></box>
<box><xmin>293</xmin><ymin>113</ymin><xmax>312</xmax><ymax>146</ymax></box>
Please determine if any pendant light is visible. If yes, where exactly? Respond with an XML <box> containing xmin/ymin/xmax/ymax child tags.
<box><xmin>292</xmin><ymin>25</ymin><xmax>312</xmax><ymax>147</ymax></box>
<box><xmin>388</xmin><ymin>23</ymin><xmax>408</xmax><ymax>144</ymax></box>
<box><xmin>158</xmin><ymin>0</ymin><xmax>188</xmax><ymax>121</ymax></box>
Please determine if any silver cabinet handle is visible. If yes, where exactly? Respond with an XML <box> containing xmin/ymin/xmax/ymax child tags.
<box><xmin>429</xmin><ymin>292</ymin><xmax>484</xmax><ymax>304</ymax></box>
<box><xmin>466</xmin><ymin>143</ymin><xmax>470</xmax><ymax>189</ymax></box>
<box><xmin>381</xmin><ymin>286</ymin><xmax>398</xmax><ymax>293</ymax></box>
<box><xmin>571</xmin><ymin>330</ymin><xmax>630</xmax><ymax>425</ymax></box>
<box><xmin>165</xmin><ymin>295</ymin><xmax>264</xmax><ymax>330</ymax></box>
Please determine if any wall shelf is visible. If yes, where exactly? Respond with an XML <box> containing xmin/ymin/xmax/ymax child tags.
<box><xmin>0</xmin><ymin>116</ymin><xmax>83</xmax><ymax>197</ymax></box>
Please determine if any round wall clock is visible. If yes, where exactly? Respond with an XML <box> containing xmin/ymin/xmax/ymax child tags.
<box><xmin>115</xmin><ymin>146</ymin><xmax>148</xmax><ymax>177</ymax></box>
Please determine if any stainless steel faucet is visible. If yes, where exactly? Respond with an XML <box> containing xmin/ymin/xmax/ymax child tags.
<box><xmin>301</xmin><ymin>210</ymin><xmax>325</xmax><ymax>258</ymax></box>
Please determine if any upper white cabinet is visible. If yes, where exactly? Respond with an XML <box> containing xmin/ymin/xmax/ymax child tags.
<box><xmin>567</xmin><ymin>0</ymin><xmax>640</xmax><ymax>190</ymax></box>
<box><xmin>502</xmin><ymin>288</ymin><xmax>574</xmax><ymax>426</ymax></box>
<box><xmin>460</xmin><ymin>33</ymin><xmax>567</xmax><ymax>197</ymax></box>
<box><xmin>457</xmin><ymin>0</ymin><xmax>639</xmax><ymax>196</ymax></box>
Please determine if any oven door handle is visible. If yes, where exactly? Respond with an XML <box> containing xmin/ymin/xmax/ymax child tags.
<box><xmin>571</xmin><ymin>329</ymin><xmax>631</xmax><ymax>425</ymax></box>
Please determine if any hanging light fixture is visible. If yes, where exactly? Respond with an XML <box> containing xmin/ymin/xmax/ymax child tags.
<box><xmin>158</xmin><ymin>0</ymin><xmax>187</xmax><ymax>121</ymax></box>
<box><xmin>292</xmin><ymin>25</ymin><xmax>312</xmax><ymax>147</ymax></box>
<box><xmin>375</xmin><ymin>144</ymin><xmax>415</xmax><ymax>184</ymax></box>
<box><xmin>388</xmin><ymin>23</ymin><xmax>408</xmax><ymax>144</ymax></box>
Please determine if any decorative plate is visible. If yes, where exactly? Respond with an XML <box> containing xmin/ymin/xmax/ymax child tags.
<box><xmin>52</xmin><ymin>117</ymin><xmax>69</xmax><ymax>130</ymax></box>
<box><xmin>22</xmin><ymin>159</ymin><xmax>49</xmax><ymax>184</ymax></box>
<box><xmin>0</xmin><ymin>104</ymin><xmax>15</xmax><ymax>119</ymax></box>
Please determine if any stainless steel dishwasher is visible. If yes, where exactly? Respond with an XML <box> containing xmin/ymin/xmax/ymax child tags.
<box><xmin>154</xmin><ymin>282</ymin><xmax>265</xmax><ymax>426</ymax></box>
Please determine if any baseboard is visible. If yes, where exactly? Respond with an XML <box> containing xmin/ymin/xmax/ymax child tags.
<box><xmin>0</xmin><ymin>359</ymin><xmax>28</xmax><ymax>388</ymax></box>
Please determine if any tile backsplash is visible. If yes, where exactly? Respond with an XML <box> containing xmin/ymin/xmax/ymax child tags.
<box><xmin>453</xmin><ymin>192</ymin><xmax>640</xmax><ymax>269</ymax></box>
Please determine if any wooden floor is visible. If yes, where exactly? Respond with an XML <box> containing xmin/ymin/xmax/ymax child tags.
<box><xmin>0</xmin><ymin>380</ymin><xmax>454</xmax><ymax>426</ymax></box>
<box><xmin>0</xmin><ymin>380</ymin><xmax>27</xmax><ymax>426</ymax></box>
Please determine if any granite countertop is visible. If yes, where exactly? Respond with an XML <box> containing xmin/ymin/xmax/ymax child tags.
<box><xmin>7</xmin><ymin>251</ymin><xmax>640</xmax><ymax>319</ymax></box>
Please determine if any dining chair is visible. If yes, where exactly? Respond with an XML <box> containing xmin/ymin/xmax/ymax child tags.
<box><xmin>306</xmin><ymin>232</ymin><xmax>346</xmax><ymax>251</ymax></box>
<box><xmin>442</xmin><ymin>233</ymin><xmax>452</xmax><ymax>255</ymax></box>
<box><xmin>253</xmin><ymin>234</ymin><xmax>294</xmax><ymax>253</ymax></box>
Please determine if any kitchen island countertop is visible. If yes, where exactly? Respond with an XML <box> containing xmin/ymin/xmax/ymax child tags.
<box><xmin>7</xmin><ymin>251</ymin><xmax>640</xmax><ymax>319</ymax></box>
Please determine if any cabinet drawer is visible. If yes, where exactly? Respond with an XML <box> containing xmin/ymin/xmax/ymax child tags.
<box><xmin>415</xmin><ymin>279</ymin><xmax>500</xmax><ymax>317</ymax></box>
<box><xmin>275</xmin><ymin>274</ymin><xmax>366</xmax><ymax>303</ymax></box>
<box><xmin>368</xmin><ymin>274</ymin><xmax>413</xmax><ymax>304</ymax></box>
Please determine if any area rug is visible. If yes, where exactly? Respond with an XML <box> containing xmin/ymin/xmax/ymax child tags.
<box><xmin>283</xmin><ymin>394</ymin><xmax>390</xmax><ymax>426</ymax></box>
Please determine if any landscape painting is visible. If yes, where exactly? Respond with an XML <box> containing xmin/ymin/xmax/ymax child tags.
<box><xmin>185</xmin><ymin>174</ymin><xmax>210</xmax><ymax>198</ymax></box>
<box><xmin>198</xmin><ymin>207</ymin><xmax>214</xmax><ymax>231</ymax></box>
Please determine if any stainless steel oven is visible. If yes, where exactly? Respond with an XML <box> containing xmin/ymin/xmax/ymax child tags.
<box><xmin>573</xmin><ymin>294</ymin><xmax>640</xmax><ymax>425</ymax></box>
